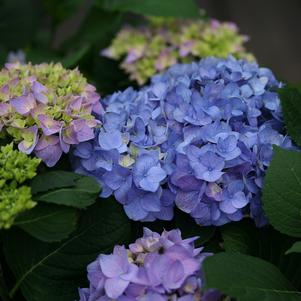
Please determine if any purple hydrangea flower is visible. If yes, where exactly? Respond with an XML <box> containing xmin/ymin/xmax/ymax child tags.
<box><xmin>0</xmin><ymin>62</ymin><xmax>101</xmax><ymax>167</ymax></box>
<box><xmin>101</xmin><ymin>17</ymin><xmax>253</xmax><ymax>85</ymax></box>
<box><xmin>78</xmin><ymin>228</ymin><xmax>221</xmax><ymax>301</ymax></box>
<box><xmin>73</xmin><ymin>56</ymin><xmax>294</xmax><ymax>226</ymax></box>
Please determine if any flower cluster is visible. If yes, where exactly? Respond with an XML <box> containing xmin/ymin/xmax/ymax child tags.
<box><xmin>0</xmin><ymin>143</ymin><xmax>40</xmax><ymax>229</ymax></box>
<box><xmin>78</xmin><ymin>228</ymin><xmax>221</xmax><ymax>301</ymax></box>
<box><xmin>73</xmin><ymin>56</ymin><xmax>293</xmax><ymax>226</ymax></box>
<box><xmin>102</xmin><ymin>17</ymin><xmax>253</xmax><ymax>85</ymax></box>
<box><xmin>0</xmin><ymin>62</ymin><xmax>102</xmax><ymax>167</ymax></box>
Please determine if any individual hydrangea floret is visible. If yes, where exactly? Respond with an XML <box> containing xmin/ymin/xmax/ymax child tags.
<box><xmin>6</xmin><ymin>50</ymin><xmax>26</xmax><ymax>64</ymax></box>
<box><xmin>73</xmin><ymin>56</ymin><xmax>294</xmax><ymax>227</ymax></box>
<box><xmin>0</xmin><ymin>143</ymin><xmax>40</xmax><ymax>229</ymax></box>
<box><xmin>102</xmin><ymin>17</ymin><xmax>253</xmax><ymax>85</ymax></box>
<box><xmin>78</xmin><ymin>228</ymin><xmax>221</xmax><ymax>301</ymax></box>
<box><xmin>0</xmin><ymin>62</ymin><xmax>102</xmax><ymax>167</ymax></box>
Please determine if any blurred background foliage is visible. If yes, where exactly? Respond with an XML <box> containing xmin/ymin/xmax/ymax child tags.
<box><xmin>0</xmin><ymin>0</ymin><xmax>204</xmax><ymax>96</ymax></box>
<box><xmin>0</xmin><ymin>0</ymin><xmax>300</xmax><ymax>97</ymax></box>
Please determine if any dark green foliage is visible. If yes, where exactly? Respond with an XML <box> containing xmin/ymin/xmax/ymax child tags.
<box><xmin>279</xmin><ymin>87</ymin><xmax>301</xmax><ymax>147</ymax></box>
<box><xmin>262</xmin><ymin>147</ymin><xmax>301</xmax><ymax>237</ymax></box>
<box><xmin>14</xmin><ymin>204</ymin><xmax>77</xmax><ymax>242</ymax></box>
<box><xmin>3</xmin><ymin>199</ymin><xmax>131</xmax><ymax>301</ymax></box>
<box><xmin>31</xmin><ymin>171</ymin><xmax>100</xmax><ymax>208</ymax></box>
<box><xmin>203</xmin><ymin>253</ymin><xmax>301</xmax><ymax>301</ymax></box>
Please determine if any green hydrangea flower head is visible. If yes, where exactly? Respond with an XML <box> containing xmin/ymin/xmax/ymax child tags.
<box><xmin>102</xmin><ymin>16</ymin><xmax>254</xmax><ymax>85</ymax></box>
<box><xmin>0</xmin><ymin>143</ymin><xmax>40</xmax><ymax>229</ymax></box>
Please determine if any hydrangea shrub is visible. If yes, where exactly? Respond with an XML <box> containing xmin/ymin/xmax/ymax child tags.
<box><xmin>78</xmin><ymin>228</ymin><xmax>221</xmax><ymax>301</ymax></box>
<box><xmin>0</xmin><ymin>62</ymin><xmax>103</xmax><ymax>167</ymax></box>
<box><xmin>102</xmin><ymin>17</ymin><xmax>253</xmax><ymax>84</ymax></box>
<box><xmin>73</xmin><ymin>56</ymin><xmax>294</xmax><ymax>227</ymax></box>
<box><xmin>0</xmin><ymin>143</ymin><xmax>40</xmax><ymax>229</ymax></box>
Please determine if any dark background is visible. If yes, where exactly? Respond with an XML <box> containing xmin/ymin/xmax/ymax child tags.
<box><xmin>53</xmin><ymin>0</ymin><xmax>301</xmax><ymax>83</ymax></box>
<box><xmin>54</xmin><ymin>0</ymin><xmax>301</xmax><ymax>83</ymax></box>
<box><xmin>0</xmin><ymin>0</ymin><xmax>300</xmax><ymax>85</ymax></box>
<box><xmin>198</xmin><ymin>0</ymin><xmax>301</xmax><ymax>83</ymax></box>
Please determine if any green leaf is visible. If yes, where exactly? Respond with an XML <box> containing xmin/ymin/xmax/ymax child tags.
<box><xmin>35</xmin><ymin>178</ymin><xmax>100</xmax><ymax>208</ymax></box>
<box><xmin>279</xmin><ymin>88</ymin><xmax>301</xmax><ymax>147</ymax></box>
<box><xmin>31</xmin><ymin>171</ymin><xmax>100</xmax><ymax>209</ymax></box>
<box><xmin>262</xmin><ymin>147</ymin><xmax>301</xmax><ymax>237</ymax></box>
<box><xmin>286</xmin><ymin>242</ymin><xmax>301</xmax><ymax>255</ymax></box>
<box><xmin>14</xmin><ymin>204</ymin><xmax>77</xmax><ymax>242</ymax></box>
<box><xmin>31</xmin><ymin>171</ymin><xmax>81</xmax><ymax>194</ymax></box>
<box><xmin>221</xmin><ymin>221</ymin><xmax>301</xmax><ymax>289</ymax></box>
<box><xmin>4</xmin><ymin>198</ymin><xmax>131</xmax><ymax>301</ymax></box>
<box><xmin>221</xmin><ymin>220</ymin><xmax>258</xmax><ymax>254</ymax></box>
<box><xmin>99</xmin><ymin>0</ymin><xmax>200</xmax><ymax>18</ymax></box>
<box><xmin>203</xmin><ymin>253</ymin><xmax>301</xmax><ymax>301</ymax></box>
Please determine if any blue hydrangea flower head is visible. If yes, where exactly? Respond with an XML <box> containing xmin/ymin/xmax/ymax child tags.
<box><xmin>73</xmin><ymin>56</ymin><xmax>294</xmax><ymax>226</ymax></box>
<box><xmin>78</xmin><ymin>228</ymin><xmax>221</xmax><ymax>301</ymax></box>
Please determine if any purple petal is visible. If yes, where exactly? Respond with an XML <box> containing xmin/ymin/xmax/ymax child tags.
<box><xmin>35</xmin><ymin>135</ymin><xmax>59</xmax><ymax>150</ymax></box>
<box><xmin>175</xmin><ymin>191</ymin><xmax>200</xmax><ymax>213</ymax></box>
<box><xmin>18</xmin><ymin>125</ymin><xmax>38</xmax><ymax>154</ymax></box>
<box><xmin>99</xmin><ymin>254</ymin><xmax>127</xmax><ymax>278</ymax></box>
<box><xmin>59</xmin><ymin>127</ymin><xmax>71</xmax><ymax>153</ymax></box>
<box><xmin>202</xmin><ymin>170</ymin><xmax>224</xmax><ymax>182</ymax></box>
<box><xmin>219</xmin><ymin>200</ymin><xmax>237</xmax><ymax>214</ymax></box>
<box><xmin>140</xmin><ymin>193</ymin><xmax>161</xmax><ymax>212</ymax></box>
<box><xmin>98</xmin><ymin>130</ymin><xmax>123</xmax><ymax>151</ymax></box>
<box><xmin>232</xmin><ymin>191</ymin><xmax>249</xmax><ymax>208</ymax></box>
<box><xmin>73</xmin><ymin>142</ymin><xmax>92</xmax><ymax>159</ymax></box>
<box><xmin>163</xmin><ymin>260</ymin><xmax>185</xmax><ymax>289</ymax></box>
<box><xmin>62</xmin><ymin>125</ymin><xmax>78</xmax><ymax>145</ymax></box>
<box><xmin>38</xmin><ymin>114</ymin><xmax>61</xmax><ymax>135</ymax></box>
<box><xmin>0</xmin><ymin>103</ymin><xmax>11</xmax><ymax>116</ymax></box>
<box><xmin>124</xmin><ymin>198</ymin><xmax>148</xmax><ymax>221</ymax></box>
<box><xmin>72</xmin><ymin>119</ymin><xmax>95</xmax><ymax>142</ymax></box>
<box><xmin>104</xmin><ymin>277</ymin><xmax>129</xmax><ymax>299</ymax></box>
<box><xmin>10</xmin><ymin>94</ymin><xmax>36</xmax><ymax>115</ymax></box>
<box><xmin>34</xmin><ymin>138</ymin><xmax>62</xmax><ymax>167</ymax></box>
<box><xmin>32</xmin><ymin>81</ymin><xmax>48</xmax><ymax>104</ymax></box>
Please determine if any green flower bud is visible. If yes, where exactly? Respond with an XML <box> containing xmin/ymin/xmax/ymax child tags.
<box><xmin>0</xmin><ymin>143</ymin><xmax>40</xmax><ymax>229</ymax></box>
